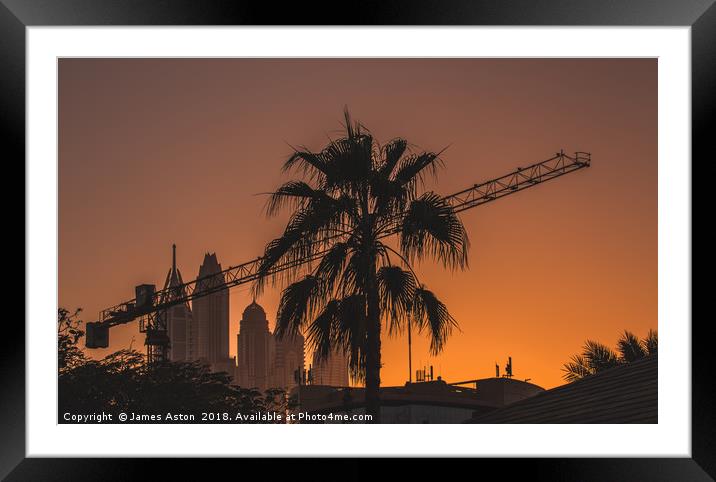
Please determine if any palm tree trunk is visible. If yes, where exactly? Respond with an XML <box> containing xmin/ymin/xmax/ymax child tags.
<box><xmin>365</xmin><ymin>259</ymin><xmax>382</xmax><ymax>423</ymax></box>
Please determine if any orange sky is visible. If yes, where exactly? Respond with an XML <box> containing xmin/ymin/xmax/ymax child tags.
<box><xmin>58</xmin><ymin>58</ymin><xmax>657</xmax><ymax>389</ymax></box>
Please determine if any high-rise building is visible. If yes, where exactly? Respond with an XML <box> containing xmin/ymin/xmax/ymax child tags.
<box><xmin>272</xmin><ymin>331</ymin><xmax>305</xmax><ymax>391</ymax></box>
<box><xmin>190</xmin><ymin>253</ymin><xmax>231</xmax><ymax>373</ymax></box>
<box><xmin>312</xmin><ymin>349</ymin><xmax>350</xmax><ymax>387</ymax></box>
<box><xmin>236</xmin><ymin>301</ymin><xmax>273</xmax><ymax>391</ymax></box>
<box><xmin>162</xmin><ymin>244</ymin><xmax>193</xmax><ymax>362</ymax></box>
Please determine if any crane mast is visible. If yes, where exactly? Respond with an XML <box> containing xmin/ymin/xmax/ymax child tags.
<box><xmin>85</xmin><ymin>150</ymin><xmax>591</xmax><ymax>363</ymax></box>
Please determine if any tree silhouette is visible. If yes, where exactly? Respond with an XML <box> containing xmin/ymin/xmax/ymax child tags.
<box><xmin>254</xmin><ymin>109</ymin><xmax>469</xmax><ymax>422</ymax></box>
<box><xmin>58</xmin><ymin>307</ymin><xmax>87</xmax><ymax>372</ymax></box>
<box><xmin>562</xmin><ymin>329</ymin><xmax>658</xmax><ymax>383</ymax></box>
<box><xmin>58</xmin><ymin>308</ymin><xmax>293</xmax><ymax>422</ymax></box>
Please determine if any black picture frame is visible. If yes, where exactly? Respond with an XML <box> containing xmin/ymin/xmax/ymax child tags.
<box><xmin>3</xmin><ymin>1</ymin><xmax>714</xmax><ymax>479</ymax></box>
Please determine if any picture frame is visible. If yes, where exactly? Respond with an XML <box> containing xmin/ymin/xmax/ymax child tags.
<box><xmin>3</xmin><ymin>0</ymin><xmax>713</xmax><ymax>479</ymax></box>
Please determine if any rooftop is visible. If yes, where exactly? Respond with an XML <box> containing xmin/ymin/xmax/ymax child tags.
<box><xmin>295</xmin><ymin>377</ymin><xmax>545</xmax><ymax>415</ymax></box>
<box><xmin>466</xmin><ymin>354</ymin><xmax>657</xmax><ymax>424</ymax></box>
<box><xmin>243</xmin><ymin>300</ymin><xmax>265</xmax><ymax>314</ymax></box>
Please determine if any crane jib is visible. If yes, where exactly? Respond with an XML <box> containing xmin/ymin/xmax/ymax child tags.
<box><xmin>85</xmin><ymin>151</ymin><xmax>590</xmax><ymax>352</ymax></box>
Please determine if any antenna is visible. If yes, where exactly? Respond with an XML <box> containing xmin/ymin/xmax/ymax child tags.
<box><xmin>172</xmin><ymin>243</ymin><xmax>176</xmax><ymax>272</ymax></box>
<box><xmin>504</xmin><ymin>356</ymin><xmax>513</xmax><ymax>378</ymax></box>
<box><xmin>407</xmin><ymin>321</ymin><xmax>412</xmax><ymax>383</ymax></box>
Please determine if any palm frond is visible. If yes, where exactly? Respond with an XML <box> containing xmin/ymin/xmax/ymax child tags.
<box><xmin>342</xmin><ymin>106</ymin><xmax>361</xmax><ymax>140</ymax></box>
<box><xmin>377</xmin><ymin>266</ymin><xmax>416</xmax><ymax>335</ymax></box>
<box><xmin>264</xmin><ymin>180</ymin><xmax>325</xmax><ymax>217</ymax></box>
<box><xmin>306</xmin><ymin>294</ymin><xmax>368</xmax><ymax>382</ymax></box>
<box><xmin>412</xmin><ymin>287</ymin><xmax>457</xmax><ymax>355</ymax></box>
<box><xmin>338</xmin><ymin>249</ymin><xmax>370</xmax><ymax>296</ymax></box>
<box><xmin>252</xmin><ymin>227</ymin><xmax>314</xmax><ymax>295</ymax></box>
<box><xmin>282</xmin><ymin>149</ymin><xmax>330</xmax><ymax>186</ymax></box>
<box><xmin>379</xmin><ymin>138</ymin><xmax>408</xmax><ymax>178</ymax></box>
<box><xmin>275</xmin><ymin>276</ymin><xmax>323</xmax><ymax>340</ymax></box>
<box><xmin>371</xmin><ymin>177</ymin><xmax>412</xmax><ymax>219</ymax></box>
<box><xmin>582</xmin><ymin>340</ymin><xmax>620</xmax><ymax>372</ymax></box>
<box><xmin>562</xmin><ymin>354</ymin><xmax>594</xmax><ymax>382</ymax></box>
<box><xmin>305</xmin><ymin>299</ymin><xmax>341</xmax><ymax>361</ymax></box>
<box><xmin>644</xmin><ymin>329</ymin><xmax>658</xmax><ymax>355</ymax></box>
<box><xmin>254</xmin><ymin>194</ymin><xmax>353</xmax><ymax>294</ymax></box>
<box><xmin>563</xmin><ymin>327</ymin><xmax>657</xmax><ymax>382</ymax></box>
<box><xmin>400</xmin><ymin>192</ymin><xmax>469</xmax><ymax>270</ymax></box>
<box><xmin>334</xmin><ymin>294</ymin><xmax>368</xmax><ymax>383</ymax></box>
<box><xmin>322</xmin><ymin>136</ymin><xmax>374</xmax><ymax>192</ymax></box>
<box><xmin>314</xmin><ymin>242</ymin><xmax>350</xmax><ymax>297</ymax></box>
<box><xmin>617</xmin><ymin>330</ymin><xmax>647</xmax><ymax>362</ymax></box>
<box><xmin>394</xmin><ymin>151</ymin><xmax>444</xmax><ymax>189</ymax></box>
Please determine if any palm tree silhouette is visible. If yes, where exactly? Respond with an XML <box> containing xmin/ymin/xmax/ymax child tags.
<box><xmin>254</xmin><ymin>109</ymin><xmax>469</xmax><ymax>422</ymax></box>
<box><xmin>562</xmin><ymin>329</ymin><xmax>658</xmax><ymax>383</ymax></box>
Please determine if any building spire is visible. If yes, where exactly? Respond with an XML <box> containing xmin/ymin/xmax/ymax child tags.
<box><xmin>163</xmin><ymin>243</ymin><xmax>186</xmax><ymax>298</ymax></box>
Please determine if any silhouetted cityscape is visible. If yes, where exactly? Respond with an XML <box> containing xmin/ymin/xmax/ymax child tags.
<box><xmin>57</xmin><ymin>59</ymin><xmax>658</xmax><ymax>425</ymax></box>
<box><xmin>164</xmin><ymin>245</ymin><xmax>349</xmax><ymax>392</ymax></box>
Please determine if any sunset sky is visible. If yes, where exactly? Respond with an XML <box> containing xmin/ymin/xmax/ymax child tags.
<box><xmin>58</xmin><ymin>58</ymin><xmax>656</xmax><ymax>389</ymax></box>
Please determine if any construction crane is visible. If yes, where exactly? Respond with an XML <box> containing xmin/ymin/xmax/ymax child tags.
<box><xmin>85</xmin><ymin>150</ymin><xmax>591</xmax><ymax>366</ymax></box>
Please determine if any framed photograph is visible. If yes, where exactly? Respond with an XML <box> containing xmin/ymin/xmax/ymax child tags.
<box><xmin>5</xmin><ymin>0</ymin><xmax>714</xmax><ymax>479</ymax></box>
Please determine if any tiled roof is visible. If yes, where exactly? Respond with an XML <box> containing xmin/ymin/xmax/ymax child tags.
<box><xmin>467</xmin><ymin>354</ymin><xmax>657</xmax><ymax>424</ymax></box>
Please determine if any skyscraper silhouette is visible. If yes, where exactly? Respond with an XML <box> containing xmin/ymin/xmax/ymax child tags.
<box><xmin>235</xmin><ymin>299</ymin><xmax>306</xmax><ymax>391</ymax></box>
<box><xmin>162</xmin><ymin>244</ymin><xmax>193</xmax><ymax>362</ymax></box>
<box><xmin>236</xmin><ymin>300</ymin><xmax>272</xmax><ymax>391</ymax></box>
<box><xmin>272</xmin><ymin>330</ymin><xmax>305</xmax><ymax>390</ymax></box>
<box><xmin>191</xmin><ymin>252</ymin><xmax>232</xmax><ymax>373</ymax></box>
<box><xmin>312</xmin><ymin>349</ymin><xmax>349</xmax><ymax>387</ymax></box>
